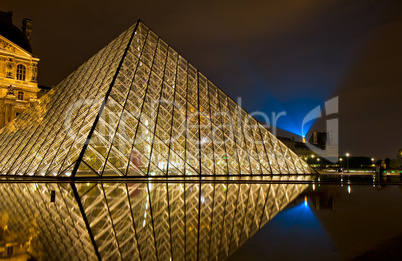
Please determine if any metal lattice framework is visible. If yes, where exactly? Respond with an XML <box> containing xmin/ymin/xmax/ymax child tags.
<box><xmin>0</xmin><ymin>21</ymin><xmax>312</xmax><ymax>177</ymax></box>
<box><xmin>0</xmin><ymin>177</ymin><xmax>311</xmax><ymax>260</ymax></box>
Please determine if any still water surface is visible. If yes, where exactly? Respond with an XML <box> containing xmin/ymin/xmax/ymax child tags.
<box><xmin>232</xmin><ymin>175</ymin><xmax>402</xmax><ymax>260</ymax></box>
<box><xmin>0</xmin><ymin>175</ymin><xmax>401</xmax><ymax>260</ymax></box>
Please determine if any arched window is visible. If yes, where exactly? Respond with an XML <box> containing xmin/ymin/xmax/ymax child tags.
<box><xmin>16</xmin><ymin>64</ymin><xmax>26</xmax><ymax>81</ymax></box>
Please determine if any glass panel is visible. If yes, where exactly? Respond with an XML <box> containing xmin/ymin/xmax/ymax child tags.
<box><xmin>0</xmin><ymin>20</ymin><xmax>312</xmax><ymax>178</ymax></box>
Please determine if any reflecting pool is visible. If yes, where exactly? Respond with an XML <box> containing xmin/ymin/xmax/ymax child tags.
<box><xmin>232</xmin><ymin>175</ymin><xmax>402</xmax><ymax>260</ymax></box>
<box><xmin>0</xmin><ymin>175</ymin><xmax>401</xmax><ymax>260</ymax></box>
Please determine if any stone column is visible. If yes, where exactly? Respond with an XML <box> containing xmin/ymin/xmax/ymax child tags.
<box><xmin>4</xmin><ymin>92</ymin><xmax>17</xmax><ymax>124</ymax></box>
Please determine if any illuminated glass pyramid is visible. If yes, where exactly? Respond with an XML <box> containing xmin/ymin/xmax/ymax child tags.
<box><xmin>0</xmin><ymin>21</ymin><xmax>312</xmax><ymax>177</ymax></box>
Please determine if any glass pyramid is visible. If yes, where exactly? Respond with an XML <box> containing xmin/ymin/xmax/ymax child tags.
<box><xmin>0</xmin><ymin>177</ymin><xmax>311</xmax><ymax>260</ymax></box>
<box><xmin>0</xmin><ymin>21</ymin><xmax>312</xmax><ymax>177</ymax></box>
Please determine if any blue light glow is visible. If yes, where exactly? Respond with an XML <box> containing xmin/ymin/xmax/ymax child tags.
<box><xmin>258</xmin><ymin>96</ymin><xmax>323</xmax><ymax>137</ymax></box>
<box><xmin>229</xmin><ymin>60</ymin><xmax>342</xmax><ymax>139</ymax></box>
<box><xmin>257</xmin><ymin>200</ymin><xmax>339</xmax><ymax>260</ymax></box>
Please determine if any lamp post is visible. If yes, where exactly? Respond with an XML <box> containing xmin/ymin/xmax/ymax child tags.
<box><xmin>346</xmin><ymin>153</ymin><xmax>350</xmax><ymax>173</ymax></box>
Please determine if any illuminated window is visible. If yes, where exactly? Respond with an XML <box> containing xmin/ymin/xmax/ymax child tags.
<box><xmin>16</xmin><ymin>64</ymin><xmax>26</xmax><ymax>81</ymax></box>
<box><xmin>18</xmin><ymin>91</ymin><xmax>24</xmax><ymax>100</ymax></box>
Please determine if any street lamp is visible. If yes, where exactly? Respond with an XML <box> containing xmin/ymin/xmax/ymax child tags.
<box><xmin>346</xmin><ymin>153</ymin><xmax>350</xmax><ymax>173</ymax></box>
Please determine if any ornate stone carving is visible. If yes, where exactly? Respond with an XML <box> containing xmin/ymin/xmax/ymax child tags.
<box><xmin>0</xmin><ymin>37</ymin><xmax>29</xmax><ymax>56</ymax></box>
<box><xmin>6</xmin><ymin>85</ymin><xmax>14</xmax><ymax>95</ymax></box>
<box><xmin>14</xmin><ymin>103</ymin><xmax>28</xmax><ymax>110</ymax></box>
<box><xmin>31</xmin><ymin>63</ymin><xmax>38</xmax><ymax>82</ymax></box>
<box><xmin>5</xmin><ymin>58</ymin><xmax>14</xmax><ymax>78</ymax></box>
<box><xmin>0</xmin><ymin>38</ymin><xmax>16</xmax><ymax>53</ymax></box>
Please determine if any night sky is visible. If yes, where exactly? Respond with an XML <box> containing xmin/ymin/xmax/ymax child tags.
<box><xmin>3</xmin><ymin>0</ymin><xmax>402</xmax><ymax>160</ymax></box>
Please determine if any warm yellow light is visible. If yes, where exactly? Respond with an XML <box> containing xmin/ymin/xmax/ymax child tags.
<box><xmin>346</xmin><ymin>153</ymin><xmax>350</xmax><ymax>157</ymax></box>
<box><xmin>340</xmin><ymin>158</ymin><xmax>343</xmax><ymax>161</ymax></box>
<box><xmin>311</xmin><ymin>155</ymin><xmax>315</xmax><ymax>158</ymax></box>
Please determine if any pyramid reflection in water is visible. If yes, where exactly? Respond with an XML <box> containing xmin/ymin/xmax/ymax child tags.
<box><xmin>0</xmin><ymin>21</ymin><xmax>311</xmax><ymax>177</ymax></box>
<box><xmin>0</xmin><ymin>177</ymin><xmax>312</xmax><ymax>260</ymax></box>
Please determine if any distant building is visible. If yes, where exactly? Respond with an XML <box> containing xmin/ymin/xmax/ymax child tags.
<box><xmin>278</xmin><ymin>130</ymin><xmax>338</xmax><ymax>164</ymax></box>
<box><xmin>0</xmin><ymin>11</ymin><xmax>41</xmax><ymax>128</ymax></box>
<box><xmin>397</xmin><ymin>148</ymin><xmax>402</xmax><ymax>167</ymax></box>
<box><xmin>277</xmin><ymin>136</ymin><xmax>312</xmax><ymax>161</ymax></box>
